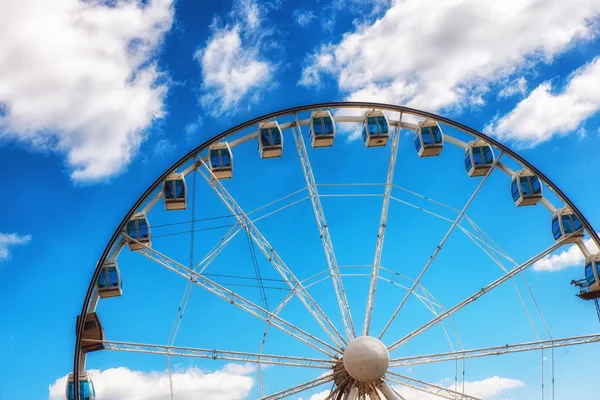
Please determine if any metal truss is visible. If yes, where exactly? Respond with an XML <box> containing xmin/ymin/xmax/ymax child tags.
<box><xmin>125</xmin><ymin>235</ymin><xmax>340</xmax><ymax>358</ymax></box>
<box><xmin>380</xmin><ymin>153</ymin><xmax>502</xmax><ymax>340</ymax></box>
<box><xmin>376</xmin><ymin>381</ymin><xmax>406</xmax><ymax>400</ymax></box>
<box><xmin>259</xmin><ymin>372</ymin><xmax>336</xmax><ymax>400</ymax></box>
<box><xmin>198</xmin><ymin>161</ymin><xmax>347</xmax><ymax>349</ymax></box>
<box><xmin>85</xmin><ymin>339</ymin><xmax>334</xmax><ymax>369</ymax></box>
<box><xmin>385</xmin><ymin>372</ymin><xmax>480</xmax><ymax>400</ymax></box>
<box><xmin>390</xmin><ymin>333</ymin><xmax>600</xmax><ymax>366</ymax></box>
<box><xmin>292</xmin><ymin>114</ymin><xmax>355</xmax><ymax>341</ymax></box>
<box><xmin>364</xmin><ymin>123</ymin><xmax>401</xmax><ymax>336</ymax></box>
<box><xmin>388</xmin><ymin>238</ymin><xmax>567</xmax><ymax>352</ymax></box>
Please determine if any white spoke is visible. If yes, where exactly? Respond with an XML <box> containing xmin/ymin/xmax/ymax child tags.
<box><xmin>259</xmin><ymin>373</ymin><xmax>336</xmax><ymax>400</ymax></box>
<box><xmin>385</xmin><ymin>372</ymin><xmax>481</xmax><ymax>400</ymax></box>
<box><xmin>292</xmin><ymin>114</ymin><xmax>355</xmax><ymax>340</ymax></box>
<box><xmin>85</xmin><ymin>339</ymin><xmax>334</xmax><ymax>369</ymax></box>
<box><xmin>377</xmin><ymin>381</ymin><xmax>406</xmax><ymax>400</ymax></box>
<box><xmin>388</xmin><ymin>238</ymin><xmax>567</xmax><ymax>352</ymax></box>
<box><xmin>198</xmin><ymin>161</ymin><xmax>347</xmax><ymax>348</ymax></box>
<box><xmin>390</xmin><ymin>333</ymin><xmax>600</xmax><ymax>366</ymax></box>
<box><xmin>126</xmin><ymin>235</ymin><xmax>341</xmax><ymax>357</ymax></box>
<box><xmin>364</xmin><ymin>123</ymin><xmax>401</xmax><ymax>336</ymax></box>
<box><xmin>380</xmin><ymin>153</ymin><xmax>502</xmax><ymax>340</ymax></box>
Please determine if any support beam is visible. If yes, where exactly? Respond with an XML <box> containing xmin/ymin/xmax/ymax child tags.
<box><xmin>376</xmin><ymin>381</ymin><xmax>406</xmax><ymax>400</ymax></box>
<box><xmin>126</xmin><ymin>235</ymin><xmax>340</xmax><ymax>358</ymax></box>
<box><xmin>388</xmin><ymin>238</ymin><xmax>567</xmax><ymax>352</ymax></box>
<box><xmin>364</xmin><ymin>123</ymin><xmax>401</xmax><ymax>336</ymax></box>
<box><xmin>259</xmin><ymin>373</ymin><xmax>336</xmax><ymax>400</ymax></box>
<box><xmin>390</xmin><ymin>333</ymin><xmax>600</xmax><ymax>367</ymax></box>
<box><xmin>85</xmin><ymin>339</ymin><xmax>335</xmax><ymax>369</ymax></box>
<box><xmin>386</xmin><ymin>372</ymin><xmax>481</xmax><ymax>400</ymax></box>
<box><xmin>292</xmin><ymin>114</ymin><xmax>355</xmax><ymax>341</ymax></box>
<box><xmin>198</xmin><ymin>161</ymin><xmax>346</xmax><ymax>349</ymax></box>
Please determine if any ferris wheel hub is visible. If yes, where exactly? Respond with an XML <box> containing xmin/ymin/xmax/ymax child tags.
<box><xmin>343</xmin><ymin>336</ymin><xmax>389</xmax><ymax>383</ymax></box>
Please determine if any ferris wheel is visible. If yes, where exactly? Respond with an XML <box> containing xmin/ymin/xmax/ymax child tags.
<box><xmin>70</xmin><ymin>102</ymin><xmax>600</xmax><ymax>400</ymax></box>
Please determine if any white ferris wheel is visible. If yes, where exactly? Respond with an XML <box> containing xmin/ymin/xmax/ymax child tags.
<box><xmin>69</xmin><ymin>103</ymin><xmax>600</xmax><ymax>400</ymax></box>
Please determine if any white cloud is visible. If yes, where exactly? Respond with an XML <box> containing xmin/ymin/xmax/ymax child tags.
<box><xmin>0</xmin><ymin>0</ymin><xmax>174</xmax><ymax>182</ymax></box>
<box><xmin>534</xmin><ymin>236</ymin><xmax>599</xmax><ymax>272</ymax></box>
<box><xmin>0</xmin><ymin>232</ymin><xmax>31</xmax><ymax>262</ymax></box>
<box><xmin>185</xmin><ymin>115</ymin><xmax>204</xmax><ymax>142</ymax></box>
<box><xmin>485</xmin><ymin>57</ymin><xmax>600</xmax><ymax>147</ymax></box>
<box><xmin>298</xmin><ymin>390</ymin><xmax>330</xmax><ymax>400</ymax></box>
<box><xmin>300</xmin><ymin>0</ymin><xmax>600</xmax><ymax>117</ymax></box>
<box><xmin>197</xmin><ymin>0</ymin><xmax>275</xmax><ymax>117</ymax></box>
<box><xmin>48</xmin><ymin>365</ymin><xmax>254</xmax><ymax>400</ymax></box>
<box><xmin>152</xmin><ymin>138</ymin><xmax>176</xmax><ymax>158</ymax></box>
<box><xmin>293</xmin><ymin>10</ymin><xmax>316</xmax><ymax>28</ymax></box>
<box><xmin>498</xmin><ymin>77</ymin><xmax>528</xmax><ymax>99</ymax></box>
<box><xmin>393</xmin><ymin>376</ymin><xmax>523</xmax><ymax>399</ymax></box>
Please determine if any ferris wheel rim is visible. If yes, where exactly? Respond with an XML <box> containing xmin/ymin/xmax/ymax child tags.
<box><xmin>71</xmin><ymin>101</ymin><xmax>600</xmax><ymax>400</ymax></box>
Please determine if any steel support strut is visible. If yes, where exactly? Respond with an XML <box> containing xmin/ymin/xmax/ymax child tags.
<box><xmin>364</xmin><ymin>122</ymin><xmax>401</xmax><ymax>336</ymax></box>
<box><xmin>259</xmin><ymin>373</ymin><xmax>336</xmax><ymax>400</ymax></box>
<box><xmin>385</xmin><ymin>372</ymin><xmax>481</xmax><ymax>400</ymax></box>
<box><xmin>198</xmin><ymin>160</ymin><xmax>346</xmax><ymax>349</ymax></box>
<box><xmin>292</xmin><ymin>114</ymin><xmax>355</xmax><ymax>341</ymax></box>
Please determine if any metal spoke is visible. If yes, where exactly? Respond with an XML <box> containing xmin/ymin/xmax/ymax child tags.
<box><xmin>259</xmin><ymin>372</ymin><xmax>336</xmax><ymax>400</ymax></box>
<box><xmin>364</xmin><ymin>122</ymin><xmax>401</xmax><ymax>336</ymax></box>
<box><xmin>380</xmin><ymin>153</ymin><xmax>502</xmax><ymax>340</ymax></box>
<box><xmin>376</xmin><ymin>380</ymin><xmax>406</xmax><ymax>400</ymax></box>
<box><xmin>390</xmin><ymin>332</ymin><xmax>600</xmax><ymax>366</ymax></box>
<box><xmin>388</xmin><ymin>238</ymin><xmax>567</xmax><ymax>352</ymax></box>
<box><xmin>84</xmin><ymin>339</ymin><xmax>334</xmax><ymax>369</ymax></box>
<box><xmin>292</xmin><ymin>114</ymin><xmax>355</xmax><ymax>340</ymax></box>
<box><xmin>126</xmin><ymin>235</ymin><xmax>341</xmax><ymax>357</ymax></box>
<box><xmin>385</xmin><ymin>372</ymin><xmax>481</xmax><ymax>400</ymax></box>
<box><xmin>198</xmin><ymin>160</ymin><xmax>347</xmax><ymax>349</ymax></box>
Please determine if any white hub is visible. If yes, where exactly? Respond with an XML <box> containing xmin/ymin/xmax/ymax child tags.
<box><xmin>343</xmin><ymin>336</ymin><xmax>389</xmax><ymax>383</ymax></box>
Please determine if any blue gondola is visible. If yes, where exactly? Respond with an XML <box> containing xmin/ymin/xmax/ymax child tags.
<box><xmin>66</xmin><ymin>372</ymin><xmax>96</xmax><ymax>400</ymax></box>
<box><xmin>511</xmin><ymin>170</ymin><xmax>543</xmax><ymax>207</ymax></box>
<box><xmin>96</xmin><ymin>261</ymin><xmax>122</xmax><ymax>298</ymax></box>
<box><xmin>163</xmin><ymin>173</ymin><xmax>187</xmax><ymax>210</ymax></box>
<box><xmin>309</xmin><ymin>110</ymin><xmax>336</xmax><ymax>148</ymax></box>
<box><xmin>464</xmin><ymin>140</ymin><xmax>495</xmax><ymax>177</ymax></box>
<box><xmin>362</xmin><ymin>110</ymin><xmax>389</xmax><ymax>148</ymax></box>
<box><xmin>208</xmin><ymin>142</ymin><xmax>233</xmax><ymax>179</ymax></box>
<box><xmin>584</xmin><ymin>256</ymin><xmax>600</xmax><ymax>295</ymax></box>
<box><xmin>415</xmin><ymin>120</ymin><xmax>444</xmax><ymax>157</ymax></box>
<box><xmin>258</xmin><ymin>121</ymin><xmax>283</xmax><ymax>159</ymax></box>
<box><xmin>125</xmin><ymin>212</ymin><xmax>151</xmax><ymax>251</ymax></box>
<box><xmin>551</xmin><ymin>207</ymin><xmax>584</xmax><ymax>243</ymax></box>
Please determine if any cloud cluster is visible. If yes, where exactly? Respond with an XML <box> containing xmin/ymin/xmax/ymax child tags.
<box><xmin>486</xmin><ymin>57</ymin><xmax>600</xmax><ymax>147</ymax></box>
<box><xmin>48</xmin><ymin>364</ymin><xmax>255</xmax><ymax>400</ymax></box>
<box><xmin>0</xmin><ymin>232</ymin><xmax>31</xmax><ymax>262</ymax></box>
<box><xmin>534</xmin><ymin>236</ymin><xmax>599</xmax><ymax>272</ymax></box>
<box><xmin>196</xmin><ymin>0</ymin><xmax>276</xmax><ymax>117</ymax></box>
<box><xmin>393</xmin><ymin>376</ymin><xmax>523</xmax><ymax>399</ymax></box>
<box><xmin>0</xmin><ymin>0</ymin><xmax>174</xmax><ymax>182</ymax></box>
<box><xmin>300</xmin><ymin>0</ymin><xmax>600</xmax><ymax>119</ymax></box>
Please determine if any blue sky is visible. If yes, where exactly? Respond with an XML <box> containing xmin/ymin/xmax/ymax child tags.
<box><xmin>1</xmin><ymin>0</ymin><xmax>600</xmax><ymax>399</ymax></box>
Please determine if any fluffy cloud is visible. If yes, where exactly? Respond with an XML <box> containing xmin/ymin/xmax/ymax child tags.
<box><xmin>498</xmin><ymin>77</ymin><xmax>528</xmax><ymax>99</ymax></box>
<box><xmin>0</xmin><ymin>0</ymin><xmax>174</xmax><ymax>182</ymax></box>
<box><xmin>293</xmin><ymin>10</ymin><xmax>316</xmax><ymax>28</ymax></box>
<box><xmin>393</xmin><ymin>376</ymin><xmax>523</xmax><ymax>399</ymax></box>
<box><xmin>48</xmin><ymin>365</ymin><xmax>254</xmax><ymax>400</ymax></box>
<box><xmin>534</xmin><ymin>236</ymin><xmax>599</xmax><ymax>272</ymax></box>
<box><xmin>184</xmin><ymin>115</ymin><xmax>204</xmax><ymax>142</ymax></box>
<box><xmin>196</xmin><ymin>0</ymin><xmax>275</xmax><ymax>117</ymax></box>
<box><xmin>0</xmin><ymin>232</ymin><xmax>31</xmax><ymax>262</ymax></box>
<box><xmin>300</xmin><ymin>0</ymin><xmax>600</xmax><ymax>116</ymax></box>
<box><xmin>485</xmin><ymin>57</ymin><xmax>600</xmax><ymax>147</ymax></box>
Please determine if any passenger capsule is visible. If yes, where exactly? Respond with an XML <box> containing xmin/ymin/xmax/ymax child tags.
<box><xmin>511</xmin><ymin>170</ymin><xmax>543</xmax><ymax>207</ymax></box>
<box><xmin>79</xmin><ymin>312</ymin><xmax>105</xmax><ymax>353</ymax></box>
<box><xmin>66</xmin><ymin>372</ymin><xmax>95</xmax><ymax>400</ymax></box>
<box><xmin>415</xmin><ymin>120</ymin><xmax>444</xmax><ymax>157</ymax></box>
<box><xmin>584</xmin><ymin>255</ymin><xmax>600</xmax><ymax>297</ymax></box>
<box><xmin>309</xmin><ymin>110</ymin><xmax>336</xmax><ymax>148</ymax></box>
<box><xmin>258</xmin><ymin>121</ymin><xmax>283</xmax><ymax>159</ymax></box>
<box><xmin>208</xmin><ymin>142</ymin><xmax>233</xmax><ymax>179</ymax></box>
<box><xmin>551</xmin><ymin>207</ymin><xmax>584</xmax><ymax>243</ymax></box>
<box><xmin>163</xmin><ymin>173</ymin><xmax>187</xmax><ymax>211</ymax></box>
<box><xmin>464</xmin><ymin>140</ymin><xmax>495</xmax><ymax>177</ymax></box>
<box><xmin>96</xmin><ymin>261</ymin><xmax>122</xmax><ymax>298</ymax></box>
<box><xmin>362</xmin><ymin>110</ymin><xmax>389</xmax><ymax>148</ymax></box>
<box><xmin>125</xmin><ymin>212</ymin><xmax>151</xmax><ymax>251</ymax></box>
